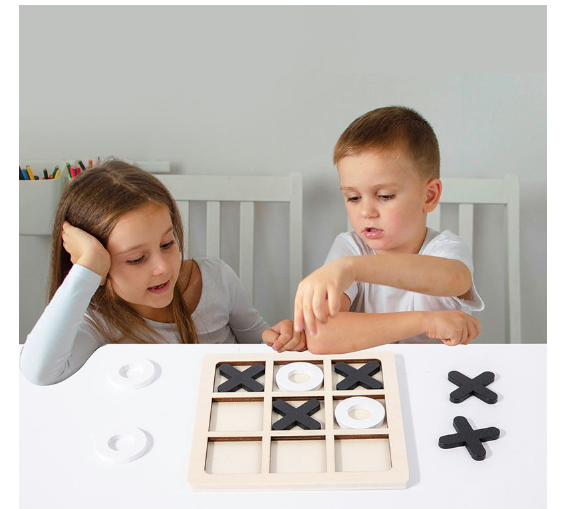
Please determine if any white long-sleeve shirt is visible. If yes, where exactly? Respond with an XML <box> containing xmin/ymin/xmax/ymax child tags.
<box><xmin>20</xmin><ymin>257</ymin><xmax>269</xmax><ymax>385</ymax></box>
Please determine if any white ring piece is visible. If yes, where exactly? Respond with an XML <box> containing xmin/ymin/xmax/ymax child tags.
<box><xmin>276</xmin><ymin>362</ymin><xmax>324</xmax><ymax>392</ymax></box>
<box><xmin>107</xmin><ymin>358</ymin><xmax>156</xmax><ymax>391</ymax></box>
<box><xmin>95</xmin><ymin>426</ymin><xmax>148</xmax><ymax>464</ymax></box>
<box><xmin>335</xmin><ymin>397</ymin><xmax>386</xmax><ymax>430</ymax></box>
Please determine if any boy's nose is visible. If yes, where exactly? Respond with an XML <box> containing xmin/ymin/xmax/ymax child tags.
<box><xmin>360</xmin><ymin>201</ymin><xmax>379</xmax><ymax>218</ymax></box>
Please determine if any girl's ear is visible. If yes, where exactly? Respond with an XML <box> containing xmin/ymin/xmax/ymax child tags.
<box><xmin>423</xmin><ymin>179</ymin><xmax>442</xmax><ymax>213</ymax></box>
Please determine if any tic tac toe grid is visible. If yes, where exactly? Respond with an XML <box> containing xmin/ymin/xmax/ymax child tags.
<box><xmin>188</xmin><ymin>352</ymin><xmax>409</xmax><ymax>490</ymax></box>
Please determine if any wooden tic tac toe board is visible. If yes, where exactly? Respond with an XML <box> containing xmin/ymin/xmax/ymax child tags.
<box><xmin>188</xmin><ymin>352</ymin><xmax>409</xmax><ymax>490</ymax></box>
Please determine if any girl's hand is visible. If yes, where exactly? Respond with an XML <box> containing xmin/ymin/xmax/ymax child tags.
<box><xmin>61</xmin><ymin>222</ymin><xmax>111</xmax><ymax>284</ymax></box>
<box><xmin>293</xmin><ymin>257</ymin><xmax>355</xmax><ymax>336</ymax></box>
<box><xmin>262</xmin><ymin>320</ymin><xmax>307</xmax><ymax>352</ymax></box>
<box><xmin>424</xmin><ymin>310</ymin><xmax>482</xmax><ymax>346</ymax></box>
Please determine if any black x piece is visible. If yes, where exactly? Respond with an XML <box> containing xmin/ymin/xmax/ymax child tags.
<box><xmin>272</xmin><ymin>399</ymin><xmax>321</xmax><ymax>430</ymax></box>
<box><xmin>334</xmin><ymin>361</ymin><xmax>383</xmax><ymax>390</ymax></box>
<box><xmin>217</xmin><ymin>363</ymin><xmax>265</xmax><ymax>393</ymax></box>
<box><xmin>448</xmin><ymin>371</ymin><xmax>498</xmax><ymax>404</ymax></box>
<box><xmin>439</xmin><ymin>416</ymin><xmax>500</xmax><ymax>461</ymax></box>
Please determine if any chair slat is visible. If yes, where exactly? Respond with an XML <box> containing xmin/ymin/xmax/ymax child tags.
<box><xmin>239</xmin><ymin>202</ymin><xmax>254</xmax><ymax>301</ymax></box>
<box><xmin>289</xmin><ymin>173</ymin><xmax>303</xmax><ymax>315</ymax></box>
<box><xmin>506</xmin><ymin>174</ymin><xmax>521</xmax><ymax>343</ymax></box>
<box><xmin>206</xmin><ymin>202</ymin><xmax>221</xmax><ymax>258</ymax></box>
<box><xmin>458</xmin><ymin>204</ymin><xmax>474</xmax><ymax>255</ymax></box>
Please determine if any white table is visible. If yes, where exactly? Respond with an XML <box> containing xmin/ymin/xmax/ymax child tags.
<box><xmin>20</xmin><ymin>344</ymin><xmax>546</xmax><ymax>508</ymax></box>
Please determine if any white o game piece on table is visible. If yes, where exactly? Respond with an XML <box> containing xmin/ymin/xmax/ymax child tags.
<box><xmin>107</xmin><ymin>358</ymin><xmax>156</xmax><ymax>390</ymax></box>
<box><xmin>95</xmin><ymin>426</ymin><xmax>148</xmax><ymax>464</ymax></box>
<box><xmin>335</xmin><ymin>397</ymin><xmax>386</xmax><ymax>429</ymax></box>
<box><xmin>276</xmin><ymin>362</ymin><xmax>324</xmax><ymax>392</ymax></box>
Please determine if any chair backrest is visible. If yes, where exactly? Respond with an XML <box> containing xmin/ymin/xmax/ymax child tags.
<box><xmin>427</xmin><ymin>174</ymin><xmax>521</xmax><ymax>344</ymax></box>
<box><xmin>156</xmin><ymin>173</ymin><xmax>303</xmax><ymax>314</ymax></box>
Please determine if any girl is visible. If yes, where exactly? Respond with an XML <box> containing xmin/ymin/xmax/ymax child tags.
<box><xmin>20</xmin><ymin>160</ymin><xmax>269</xmax><ymax>385</ymax></box>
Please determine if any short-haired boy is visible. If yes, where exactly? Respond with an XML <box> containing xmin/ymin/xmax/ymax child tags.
<box><xmin>263</xmin><ymin>106</ymin><xmax>484</xmax><ymax>354</ymax></box>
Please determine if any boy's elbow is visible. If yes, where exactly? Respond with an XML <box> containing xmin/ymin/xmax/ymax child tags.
<box><xmin>305</xmin><ymin>326</ymin><xmax>343</xmax><ymax>355</ymax></box>
<box><xmin>306</xmin><ymin>335</ymin><xmax>330</xmax><ymax>355</ymax></box>
<box><xmin>451</xmin><ymin>261</ymin><xmax>473</xmax><ymax>296</ymax></box>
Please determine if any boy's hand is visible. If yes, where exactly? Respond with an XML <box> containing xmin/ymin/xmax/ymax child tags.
<box><xmin>62</xmin><ymin>222</ymin><xmax>111</xmax><ymax>285</ymax></box>
<box><xmin>424</xmin><ymin>310</ymin><xmax>482</xmax><ymax>346</ymax></box>
<box><xmin>262</xmin><ymin>320</ymin><xmax>307</xmax><ymax>352</ymax></box>
<box><xmin>294</xmin><ymin>257</ymin><xmax>355</xmax><ymax>336</ymax></box>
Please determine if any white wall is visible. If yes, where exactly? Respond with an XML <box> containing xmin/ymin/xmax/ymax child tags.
<box><xmin>19</xmin><ymin>6</ymin><xmax>546</xmax><ymax>344</ymax></box>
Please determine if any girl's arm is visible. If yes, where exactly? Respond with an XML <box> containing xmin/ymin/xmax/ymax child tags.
<box><xmin>20</xmin><ymin>264</ymin><xmax>103</xmax><ymax>385</ymax></box>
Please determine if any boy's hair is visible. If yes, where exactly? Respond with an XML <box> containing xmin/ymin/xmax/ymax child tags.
<box><xmin>333</xmin><ymin>106</ymin><xmax>440</xmax><ymax>180</ymax></box>
<box><xmin>49</xmin><ymin>159</ymin><xmax>199</xmax><ymax>345</ymax></box>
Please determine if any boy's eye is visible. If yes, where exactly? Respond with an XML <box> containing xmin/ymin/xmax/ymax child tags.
<box><xmin>161</xmin><ymin>240</ymin><xmax>175</xmax><ymax>249</ymax></box>
<box><xmin>346</xmin><ymin>196</ymin><xmax>360</xmax><ymax>202</ymax></box>
<box><xmin>127</xmin><ymin>256</ymin><xmax>144</xmax><ymax>265</ymax></box>
<box><xmin>379</xmin><ymin>194</ymin><xmax>395</xmax><ymax>201</ymax></box>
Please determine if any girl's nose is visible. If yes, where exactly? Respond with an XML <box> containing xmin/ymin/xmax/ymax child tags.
<box><xmin>152</xmin><ymin>254</ymin><xmax>170</xmax><ymax>275</ymax></box>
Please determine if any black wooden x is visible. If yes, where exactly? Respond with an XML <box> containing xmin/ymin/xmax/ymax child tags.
<box><xmin>272</xmin><ymin>399</ymin><xmax>321</xmax><ymax>430</ymax></box>
<box><xmin>334</xmin><ymin>361</ymin><xmax>383</xmax><ymax>390</ymax></box>
<box><xmin>448</xmin><ymin>371</ymin><xmax>498</xmax><ymax>404</ymax></box>
<box><xmin>217</xmin><ymin>363</ymin><xmax>265</xmax><ymax>393</ymax></box>
<box><xmin>439</xmin><ymin>416</ymin><xmax>500</xmax><ymax>461</ymax></box>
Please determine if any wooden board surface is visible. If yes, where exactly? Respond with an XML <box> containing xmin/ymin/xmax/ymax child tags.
<box><xmin>188</xmin><ymin>352</ymin><xmax>409</xmax><ymax>490</ymax></box>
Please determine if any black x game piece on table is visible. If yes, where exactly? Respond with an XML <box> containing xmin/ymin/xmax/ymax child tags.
<box><xmin>448</xmin><ymin>371</ymin><xmax>498</xmax><ymax>404</ymax></box>
<box><xmin>272</xmin><ymin>399</ymin><xmax>321</xmax><ymax>430</ymax></box>
<box><xmin>439</xmin><ymin>416</ymin><xmax>500</xmax><ymax>461</ymax></box>
<box><xmin>217</xmin><ymin>363</ymin><xmax>265</xmax><ymax>392</ymax></box>
<box><xmin>334</xmin><ymin>361</ymin><xmax>383</xmax><ymax>390</ymax></box>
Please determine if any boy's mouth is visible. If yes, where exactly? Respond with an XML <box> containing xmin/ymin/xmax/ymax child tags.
<box><xmin>363</xmin><ymin>227</ymin><xmax>383</xmax><ymax>239</ymax></box>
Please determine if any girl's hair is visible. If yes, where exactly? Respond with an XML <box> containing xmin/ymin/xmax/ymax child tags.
<box><xmin>48</xmin><ymin>159</ymin><xmax>199</xmax><ymax>344</ymax></box>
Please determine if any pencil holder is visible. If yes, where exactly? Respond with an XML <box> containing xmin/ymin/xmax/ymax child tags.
<box><xmin>19</xmin><ymin>161</ymin><xmax>69</xmax><ymax>235</ymax></box>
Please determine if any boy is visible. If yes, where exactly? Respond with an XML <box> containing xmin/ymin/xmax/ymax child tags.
<box><xmin>263</xmin><ymin>106</ymin><xmax>484</xmax><ymax>353</ymax></box>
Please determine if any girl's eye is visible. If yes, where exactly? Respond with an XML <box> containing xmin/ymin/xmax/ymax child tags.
<box><xmin>161</xmin><ymin>240</ymin><xmax>175</xmax><ymax>249</ymax></box>
<box><xmin>127</xmin><ymin>256</ymin><xmax>144</xmax><ymax>265</ymax></box>
<box><xmin>346</xmin><ymin>196</ymin><xmax>360</xmax><ymax>202</ymax></box>
<box><xmin>379</xmin><ymin>194</ymin><xmax>395</xmax><ymax>201</ymax></box>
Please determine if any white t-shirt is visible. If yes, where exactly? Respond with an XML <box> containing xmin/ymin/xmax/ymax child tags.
<box><xmin>325</xmin><ymin>228</ymin><xmax>485</xmax><ymax>344</ymax></box>
<box><xmin>20</xmin><ymin>257</ymin><xmax>268</xmax><ymax>385</ymax></box>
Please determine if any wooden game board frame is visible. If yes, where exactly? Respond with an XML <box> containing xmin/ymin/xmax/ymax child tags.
<box><xmin>188</xmin><ymin>352</ymin><xmax>409</xmax><ymax>490</ymax></box>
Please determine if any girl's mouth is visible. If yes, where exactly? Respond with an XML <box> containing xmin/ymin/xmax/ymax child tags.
<box><xmin>148</xmin><ymin>280</ymin><xmax>171</xmax><ymax>293</ymax></box>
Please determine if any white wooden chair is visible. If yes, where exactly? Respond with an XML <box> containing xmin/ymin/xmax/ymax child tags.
<box><xmin>156</xmin><ymin>173</ymin><xmax>303</xmax><ymax>313</ymax></box>
<box><xmin>427</xmin><ymin>174</ymin><xmax>521</xmax><ymax>344</ymax></box>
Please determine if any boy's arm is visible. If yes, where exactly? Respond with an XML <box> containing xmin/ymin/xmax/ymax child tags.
<box><xmin>306</xmin><ymin>309</ymin><xmax>481</xmax><ymax>354</ymax></box>
<box><xmin>263</xmin><ymin>295</ymin><xmax>351</xmax><ymax>352</ymax></box>
<box><xmin>350</xmin><ymin>254</ymin><xmax>472</xmax><ymax>298</ymax></box>
<box><xmin>294</xmin><ymin>254</ymin><xmax>472</xmax><ymax>335</ymax></box>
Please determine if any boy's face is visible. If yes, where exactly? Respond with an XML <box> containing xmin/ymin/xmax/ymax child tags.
<box><xmin>106</xmin><ymin>202</ymin><xmax>181</xmax><ymax>320</ymax></box>
<box><xmin>338</xmin><ymin>148</ymin><xmax>439</xmax><ymax>255</ymax></box>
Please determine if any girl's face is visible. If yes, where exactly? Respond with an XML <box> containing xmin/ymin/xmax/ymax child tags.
<box><xmin>105</xmin><ymin>202</ymin><xmax>181</xmax><ymax>319</ymax></box>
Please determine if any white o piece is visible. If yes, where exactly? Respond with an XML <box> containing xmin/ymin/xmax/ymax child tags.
<box><xmin>276</xmin><ymin>362</ymin><xmax>324</xmax><ymax>392</ymax></box>
<box><xmin>107</xmin><ymin>358</ymin><xmax>156</xmax><ymax>390</ymax></box>
<box><xmin>95</xmin><ymin>426</ymin><xmax>148</xmax><ymax>464</ymax></box>
<box><xmin>335</xmin><ymin>397</ymin><xmax>386</xmax><ymax>430</ymax></box>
